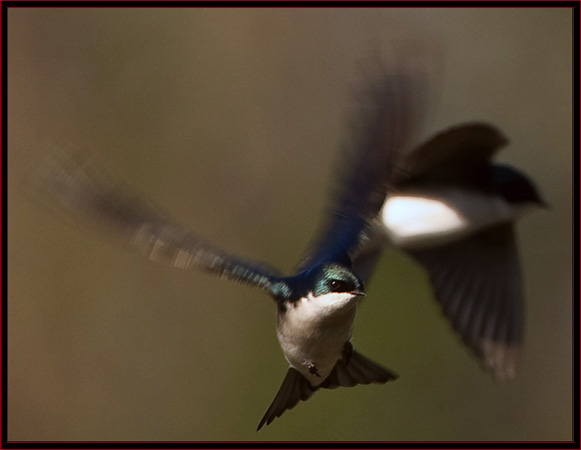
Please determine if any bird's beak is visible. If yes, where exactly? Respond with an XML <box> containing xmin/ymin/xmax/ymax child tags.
<box><xmin>352</xmin><ymin>290</ymin><xmax>366</xmax><ymax>297</ymax></box>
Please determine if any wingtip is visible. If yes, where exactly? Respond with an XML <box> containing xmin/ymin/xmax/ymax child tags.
<box><xmin>481</xmin><ymin>339</ymin><xmax>519</xmax><ymax>382</ymax></box>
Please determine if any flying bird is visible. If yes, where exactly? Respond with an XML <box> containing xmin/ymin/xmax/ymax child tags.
<box><xmin>31</xmin><ymin>62</ymin><xmax>418</xmax><ymax>430</ymax></box>
<box><xmin>358</xmin><ymin>122</ymin><xmax>546</xmax><ymax>380</ymax></box>
<box><xmin>30</xmin><ymin>56</ymin><xmax>545</xmax><ymax>430</ymax></box>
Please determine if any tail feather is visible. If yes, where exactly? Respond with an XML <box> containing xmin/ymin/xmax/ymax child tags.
<box><xmin>257</xmin><ymin>349</ymin><xmax>397</xmax><ymax>430</ymax></box>
<box><xmin>257</xmin><ymin>368</ymin><xmax>317</xmax><ymax>431</ymax></box>
<box><xmin>322</xmin><ymin>349</ymin><xmax>398</xmax><ymax>389</ymax></box>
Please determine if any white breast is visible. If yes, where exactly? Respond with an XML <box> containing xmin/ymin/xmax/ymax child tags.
<box><xmin>277</xmin><ymin>292</ymin><xmax>358</xmax><ymax>385</ymax></box>
<box><xmin>379</xmin><ymin>189</ymin><xmax>520</xmax><ymax>249</ymax></box>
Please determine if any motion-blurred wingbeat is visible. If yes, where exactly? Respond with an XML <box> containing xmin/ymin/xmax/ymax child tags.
<box><xmin>30</xmin><ymin>57</ymin><xmax>544</xmax><ymax>430</ymax></box>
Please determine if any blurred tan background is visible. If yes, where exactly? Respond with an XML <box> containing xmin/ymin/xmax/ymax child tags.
<box><xmin>8</xmin><ymin>8</ymin><xmax>572</xmax><ymax>441</ymax></box>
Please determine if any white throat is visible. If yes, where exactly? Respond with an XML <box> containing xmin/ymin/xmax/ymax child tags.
<box><xmin>276</xmin><ymin>291</ymin><xmax>359</xmax><ymax>385</ymax></box>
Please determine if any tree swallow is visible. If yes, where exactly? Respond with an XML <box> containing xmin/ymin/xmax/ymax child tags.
<box><xmin>360</xmin><ymin>122</ymin><xmax>546</xmax><ymax>380</ymax></box>
<box><xmin>31</xmin><ymin>66</ymin><xmax>416</xmax><ymax>430</ymax></box>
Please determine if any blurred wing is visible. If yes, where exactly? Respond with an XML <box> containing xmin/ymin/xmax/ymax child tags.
<box><xmin>31</xmin><ymin>155</ymin><xmax>282</xmax><ymax>293</ymax></box>
<box><xmin>352</xmin><ymin>122</ymin><xmax>510</xmax><ymax>283</ymax></box>
<box><xmin>352</xmin><ymin>246</ymin><xmax>383</xmax><ymax>284</ymax></box>
<box><xmin>393</xmin><ymin>122</ymin><xmax>508</xmax><ymax>187</ymax></box>
<box><xmin>296</xmin><ymin>59</ymin><xmax>424</xmax><ymax>271</ymax></box>
<box><xmin>407</xmin><ymin>224</ymin><xmax>524</xmax><ymax>380</ymax></box>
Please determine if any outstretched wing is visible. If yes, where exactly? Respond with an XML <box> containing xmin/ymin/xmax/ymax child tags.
<box><xmin>296</xmin><ymin>58</ymin><xmax>424</xmax><ymax>271</ymax></box>
<box><xmin>354</xmin><ymin>123</ymin><xmax>525</xmax><ymax>378</ymax></box>
<box><xmin>30</xmin><ymin>154</ymin><xmax>282</xmax><ymax>293</ymax></box>
<box><xmin>407</xmin><ymin>224</ymin><xmax>524</xmax><ymax>380</ymax></box>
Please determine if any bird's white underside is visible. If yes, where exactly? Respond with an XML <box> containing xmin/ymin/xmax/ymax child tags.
<box><xmin>277</xmin><ymin>292</ymin><xmax>359</xmax><ymax>385</ymax></box>
<box><xmin>379</xmin><ymin>190</ymin><xmax>523</xmax><ymax>249</ymax></box>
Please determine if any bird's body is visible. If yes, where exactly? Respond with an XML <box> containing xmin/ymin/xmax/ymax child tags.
<box><xmin>278</xmin><ymin>290</ymin><xmax>359</xmax><ymax>384</ymax></box>
<box><xmin>360</xmin><ymin>123</ymin><xmax>546</xmax><ymax>379</ymax></box>
<box><xmin>380</xmin><ymin>184</ymin><xmax>535</xmax><ymax>250</ymax></box>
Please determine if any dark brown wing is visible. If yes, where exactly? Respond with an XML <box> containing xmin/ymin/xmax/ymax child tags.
<box><xmin>393</xmin><ymin>122</ymin><xmax>508</xmax><ymax>187</ymax></box>
<box><xmin>407</xmin><ymin>224</ymin><xmax>524</xmax><ymax>380</ymax></box>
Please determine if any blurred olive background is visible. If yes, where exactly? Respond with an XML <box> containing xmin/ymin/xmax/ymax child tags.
<box><xmin>8</xmin><ymin>8</ymin><xmax>572</xmax><ymax>442</ymax></box>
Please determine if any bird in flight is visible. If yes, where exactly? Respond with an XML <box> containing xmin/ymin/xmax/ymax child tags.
<box><xmin>31</xmin><ymin>57</ymin><xmax>544</xmax><ymax>430</ymax></box>
<box><xmin>32</xmin><ymin>61</ymin><xmax>416</xmax><ymax>430</ymax></box>
<box><xmin>360</xmin><ymin>122</ymin><xmax>546</xmax><ymax>381</ymax></box>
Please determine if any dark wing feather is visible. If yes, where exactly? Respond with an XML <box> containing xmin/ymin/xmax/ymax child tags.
<box><xmin>394</xmin><ymin>122</ymin><xmax>508</xmax><ymax>187</ymax></box>
<box><xmin>296</xmin><ymin>61</ymin><xmax>423</xmax><ymax>271</ymax></box>
<box><xmin>31</xmin><ymin>154</ymin><xmax>282</xmax><ymax>293</ymax></box>
<box><xmin>257</xmin><ymin>368</ymin><xmax>318</xmax><ymax>431</ymax></box>
<box><xmin>407</xmin><ymin>224</ymin><xmax>524</xmax><ymax>380</ymax></box>
<box><xmin>353</xmin><ymin>122</ymin><xmax>510</xmax><ymax>281</ymax></box>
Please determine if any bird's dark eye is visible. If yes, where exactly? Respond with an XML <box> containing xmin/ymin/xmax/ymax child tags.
<box><xmin>328</xmin><ymin>279</ymin><xmax>351</xmax><ymax>293</ymax></box>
